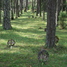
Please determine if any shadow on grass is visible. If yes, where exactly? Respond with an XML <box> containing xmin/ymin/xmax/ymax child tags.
<box><xmin>56</xmin><ymin>29</ymin><xmax>67</xmax><ymax>45</ymax></box>
<box><xmin>0</xmin><ymin>45</ymin><xmax>40</xmax><ymax>67</ymax></box>
<box><xmin>0</xmin><ymin>30</ymin><xmax>45</xmax><ymax>44</ymax></box>
<box><xmin>56</xmin><ymin>45</ymin><xmax>67</xmax><ymax>53</ymax></box>
<box><xmin>56</xmin><ymin>30</ymin><xmax>67</xmax><ymax>35</ymax></box>
<box><xmin>13</xmin><ymin>28</ymin><xmax>45</xmax><ymax>34</ymax></box>
<box><xmin>0</xmin><ymin>53</ymin><xmax>38</xmax><ymax>67</ymax></box>
<box><xmin>12</xmin><ymin>17</ymin><xmax>40</xmax><ymax>26</ymax></box>
<box><xmin>0</xmin><ymin>45</ymin><xmax>67</xmax><ymax>67</ymax></box>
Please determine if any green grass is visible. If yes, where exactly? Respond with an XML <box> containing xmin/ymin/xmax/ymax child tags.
<box><xmin>0</xmin><ymin>11</ymin><xmax>67</xmax><ymax>67</ymax></box>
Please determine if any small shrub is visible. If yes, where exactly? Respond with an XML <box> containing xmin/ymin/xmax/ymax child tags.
<box><xmin>59</xmin><ymin>11</ymin><xmax>67</xmax><ymax>29</ymax></box>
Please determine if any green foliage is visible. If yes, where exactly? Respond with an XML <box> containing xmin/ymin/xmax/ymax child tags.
<box><xmin>59</xmin><ymin>11</ymin><xmax>67</xmax><ymax>18</ymax></box>
<box><xmin>59</xmin><ymin>11</ymin><xmax>67</xmax><ymax>29</ymax></box>
<box><xmin>0</xmin><ymin>11</ymin><xmax>67</xmax><ymax>67</ymax></box>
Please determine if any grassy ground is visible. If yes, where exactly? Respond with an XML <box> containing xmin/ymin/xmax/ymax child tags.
<box><xmin>0</xmin><ymin>11</ymin><xmax>67</xmax><ymax>67</ymax></box>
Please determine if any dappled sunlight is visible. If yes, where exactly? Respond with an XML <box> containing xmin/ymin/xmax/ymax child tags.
<box><xmin>59</xmin><ymin>54</ymin><xmax>67</xmax><ymax>58</ymax></box>
<box><xmin>0</xmin><ymin>39</ymin><xmax>7</xmax><ymax>44</ymax></box>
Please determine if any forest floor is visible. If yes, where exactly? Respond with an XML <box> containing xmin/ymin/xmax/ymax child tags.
<box><xmin>0</xmin><ymin>11</ymin><xmax>67</xmax><ymax>67</ymax></box>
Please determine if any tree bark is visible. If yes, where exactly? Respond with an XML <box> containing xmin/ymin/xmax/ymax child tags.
<box><xmin>26</xmin><ymin>0</ymin><xmax>28</xmax><ymax>10</ymax></box>
<box><xmin>0</xmin><ymin>0</ymin><xmax>2</xmax><ymax>23</ymax></box>
<box><xmin>36</xmin><ymin>0</ymin><xmax>40</xmax><ymax>16</ymax></box>
<box><xmin>42</xmin><ymin>11</ymin><xmax>45</xmax><ymax>20</ymax></box>
<box><xmin>32</xmin><ymin>0</ymin><xmax>34</xmax><ymax>12</ymax></box>
<box><xmin>0</xmin><ymin>8</ymin><xmax>1</xmax><ymax>23</ymax></box>
<box><xmin>46</xmin><ymin>0</ymin><xmax>56</xmax><ymax>48</ymax></box>
<box><xmin>16</xmin><ymin>0</ymin><xmax>20</xmax><ymax>18</ymax></box>
<box><xmin>20</xmin><ymin>0</ymin><xmax>23</xmax><ymax>14</ymax></box>
<box><xmin>24</xmin><ymin>0</ymin><xmax>28</xmax><ymax>12</ymax></box>
<box><xmin>11</xmin><ymin>0</ymin><xmax>14</xmax><ymax>20</ymax></box>
<box><xmin>39</xmin><ymin>0</ymin><xmax>41</xmax><ymax>17</ymax></box>
<box><xmin>3</xmin><ymin>0</ymin><xmax>12</xmax><ymax>30</ymax></box>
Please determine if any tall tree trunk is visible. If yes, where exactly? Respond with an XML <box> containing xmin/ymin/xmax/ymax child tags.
<box><xmin>14</xmin><ymin>0</ymin><xmax>16</xmax><ymax>14</ymax></box>
<box><xmin>32</xmin><ymin>0</ymin><xmax>34</xmax><ymax>12</ymax></box>
<box><xmin>24</xmin><ymin>0</ymin><xmax>28</xmax><ymax>12</ymax></box>
<box><xmin>39</xmin><ymin>0</ymin><xmax>41</xmax><ymax>17</ymax></box>
<box><xmin>0</xmin><ymin>0</ymin><xmax>2</xmax><ymax>23</ymax></box>
<box><xmin>26</xmin><ymin>0</ymin><xmax>28</xmax><ymax>10</ymax></box>
<box><xmin>36</xmin><ymin>0</ymin><xmax>40</xmax><ymax>16</ymax></box>
<box><xmin>55</xmin><ymin>0</ymin><xmax>58</xmax><ymax>26</ymax></box>
<box><xmin>66</xmin><ymin>4</ymin><xmax>67</xmax><ymax>13</ymax></box>
<box><xmin>11</xmin><ymin>0</ymin><xmax>14</xmax><ymax>20</ymax></box>
<box><xmin>36</xmin><ymin>0</ymin><xmax>41</xmax><ymax>16</ymax></box>
<box><xmin>42</xmin><ymin>11</ymin><xmax>45</xmax><ymax>20</ymax></box>
<box><xmin>20</xmin><ymin>0</ymin><xmax>23</xmax><ymax>14</ymax></box>
<box><xmin>42</xmin><ymin>0</ymin><xmax>47</xmax><ymax>20</ymax></box>
<box><xmin>3</xmin><ymin>0</ymin><xmax>12</xmax><ymax>30</ymax></box>
<box><xmin>46</xmin><ymin>0</ymin><xmax>56</xmax><ymax>48</ymax></box>
<box><xmin>16</xmin><ymin>0</ymin><xmax>19</xmax><ymax>18</ymax></box>
<box><xmin>0</xmin><ymin>8</ymin><xmax>1</xmax><ymax>23</ymax></box>
<box><xmin>55</xmin><ymin>0</ymin><xmax>61</xmax><ymax>26</ymax></box>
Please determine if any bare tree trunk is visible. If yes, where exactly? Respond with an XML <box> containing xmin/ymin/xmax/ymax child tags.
<box><xmin>11</xmin><ymin>0</ymin><xmax>14</xmax><ymax>20</ymax></box>
<box><xmin>3</xmin><ymin>0</ymin><xmax>12</xmax><ymax>30</ymax></box>
<box><xmin>26</xmin><ymin>0</ymin><xmax>28</xmax><ymax>10</ymax></box>
<box><xmin>36</xmin><ymin>0</ymin><xmax>41</xmax><ymax>17</ymax></box>
<box><xmin>46</xmin><ymin>0</ymin><xmax>56</xmax><ymax>48</ymax></box>
<box><xmin>32</xmin><ymin>0</ymin><xmax>34</xmax><ymax>12</ymax></box>
<box><xmin>39</xmin><ymin>0</ymin><xmax>41</xmax><ymax>17</ymax></box>
<box><xmin>24</xmin><ymin>0</ymin><xmax>28</xmax><ymax>12</ymax></box>
<box><xmin>42</xmin><ymin>11</ymin><xmax>45</xmax><ymax>20</ymax></box>
<box><xmin>56</xmin><ymin>0</ymin><xmax>63</xmax><ymax>26</ymax></box>
<box><xmin>14</xmin><ymin>0</ymin><xmax>16</xmax><ymax>14</ymax></box>
<box><xmin>16</xmin><ymin>0</ymin><xmax>20</xmax><ymax>18</ymax></box>
<box><xmin>42</xmin><ymin>0</ymin><xmax>47</xmax><ymax>21</ymax></box>
<box><xmin>36</xmin><ymin>0</ymin><xmax>40</xmax><ymax>16</ymax></box>
<box><xmin>0</xmin><ymin>9</ymin><xmax>1</xmax><ymax>23</ymax></box>
<box><xmin>20</xmin><ymin>0</ymin><xmax>23</xmax><ymax>14</ymax></box>
<box><xmin>0</xmin><ymin>0</ymin><xmax>2</xmax><ymax>23</ymax></box>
